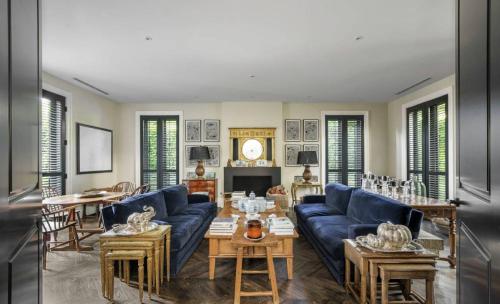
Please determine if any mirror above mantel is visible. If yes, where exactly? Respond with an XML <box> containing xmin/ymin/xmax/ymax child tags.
<box><xmin>228</xmin><ymin>128</ymin><xmax>276</xmax><ymax>166</ymax></box>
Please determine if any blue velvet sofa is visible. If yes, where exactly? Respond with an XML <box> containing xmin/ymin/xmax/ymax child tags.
<box><xmin>294</xmin><ymin>183</ymin><xmax>424</xmax><ymax>283</ymax></box>
<box><xmin>102</xmin><ymin>185</ymin><xmax>217</xmax><ymax>277</ymax></box>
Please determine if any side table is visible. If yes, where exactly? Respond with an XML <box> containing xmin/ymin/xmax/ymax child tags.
<box><xmin>291</xmin><ymin>182</ymin><xmax>323</xmax><ymax>206</ymax></box>
<box><xmin>99</xmin><ymin>225</ymin><xmax>171</xmax><ymax>296</ymax></box>
<box><xmin>343</xmin><ymin>239</ymin><xmax>437</xmax><ymax>304</ymax></box>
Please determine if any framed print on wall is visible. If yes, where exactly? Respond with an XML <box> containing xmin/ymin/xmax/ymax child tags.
<box><xmin>285</xmin><ymin>144</ymin><xmax>301</xmax><ymax>167</ymax></box>
<box><xmin>303</xmin><ymin>119</ymin><xmax>319</xmax><ymax>141</ymax></box>
<box><xmin>205</xmin><ymin>145</ymin><xmax>220</xmax><ymax>167</ymax></box>
<box><xmin>285</xmin><ymin>119</ymin><xmax>301</xmax><ymax>142</ymax></box>
<box><xmin>185</xmin><ymin>120</ymin><xmax>201</xmax><ymax>142</ymax></box>
<box><xmin>76</xmin><ymin>123</ymin><xmax>113</xmax><ymax>174</ymax></box>
<box><xmin>303</xmin><ymin>144</ymin><xmax>320</xmax><ymax>167</ymax></box>
<box><xmin>204</xmin><ymin>119</ymin><xmax>220</xmax><ymax>142</ymax></box>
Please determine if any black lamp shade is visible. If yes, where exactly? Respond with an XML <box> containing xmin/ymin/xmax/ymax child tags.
<box><xmin>297</xmin><ymin>151</ymin><xmax>318</xmax><ymax>165</ymax></box>
<box><xmin>190</xmin><ymin>146</ymin><xmax>211</xmax><ymax>160</ymax></box>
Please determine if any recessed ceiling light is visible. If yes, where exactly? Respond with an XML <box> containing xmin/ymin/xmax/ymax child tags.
<box><xmin>249</xmin><ymin>75</ymin><xmax>256</xmax><ymax>78</ymax></box>
<box><xmin>355</xmin><ymin>36</ymin><xmax>363</xmax><ymax>41</ymax></box>
<box><xmin>145</xmin><ymin>35</ymin><xmax>153</xmax><ymax>41</ymax></box>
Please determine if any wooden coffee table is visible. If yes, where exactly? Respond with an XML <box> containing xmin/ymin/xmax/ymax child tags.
<box><xmin>205</xmin><ymin>204</ymin><xmax>298</xmax><ymax>280</ymax></box>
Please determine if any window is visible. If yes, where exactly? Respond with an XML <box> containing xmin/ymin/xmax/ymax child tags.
<box><xmin>325</xmin><ymin>115</ymin><xmax>364</xmax><ymax>187</ymax></box>
<box><xmin>140</xmin><ymin>116</ymin><xmax>179</xmax><ymax>191</ymax></box>
<box><xmin>407</xmin><ymin>95</ymin><xmax>448</xmax><ymax>200</ymax></box>
<box><xmin>40</xmin><ymin>90</ymin><xmax>66</xmax><ymax>196</ymax></box>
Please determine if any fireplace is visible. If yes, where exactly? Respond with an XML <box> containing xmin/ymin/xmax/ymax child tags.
<box><xmin>224</xmin><ymin>167</ymin><xmax>281</xmax><ymax>196</ymax></box>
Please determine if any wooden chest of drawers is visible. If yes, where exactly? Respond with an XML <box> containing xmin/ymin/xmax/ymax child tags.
<box><xmin>183</xmin><ymin>179</ymin><xmax>217</xmax><ymax>202</ymax></box>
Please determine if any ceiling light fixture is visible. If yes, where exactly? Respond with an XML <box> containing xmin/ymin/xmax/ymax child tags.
<box><xmin>145</xmin><ymin>35</ymin><xmax>152</xmax><ymax>41</ymax></box>
<box><xmin>355</xmin><ymin>36</ymin><xmax>363</xmax><ymax>41</ymax></box>
<box><xmin>249</xmin><ymin>75</ymin><xmax>255</xmax><ymax>78</ymax></box>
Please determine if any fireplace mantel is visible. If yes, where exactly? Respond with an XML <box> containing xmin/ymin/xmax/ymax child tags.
<box><xmin>224</xmin><ymin>167</ymin><xmax>281</xmax><ymax>196</ymax></box>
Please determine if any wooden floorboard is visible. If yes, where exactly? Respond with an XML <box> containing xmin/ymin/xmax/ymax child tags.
<box><xmin>43</xmin><ymin>220</ymin><xmax>455</xmax><ymax>304</ymax></box>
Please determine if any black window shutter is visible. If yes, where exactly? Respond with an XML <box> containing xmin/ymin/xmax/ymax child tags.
<box><xmin>407</xmin><ymin>95</ymin><xmax>448</xmax><ymax>199</ymax></box>
<box><xmin>140</xmin><ymin>116</ymin><xmax>179</xmax><ymax>191</ymax></box>
<box><xmin>40</xmin><ymin>90</ymin><xmax>66</xmax><ymax>196</ymax></box>
<box><xmin>325</xmin><ymin>115</ymin><xmax>364</xmax><ymax>187</ymax></box>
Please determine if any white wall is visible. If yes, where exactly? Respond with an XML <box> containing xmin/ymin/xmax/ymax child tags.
<box><xmin>117</xmin><ymin>101</ymin><xmax>388</xmax><ymax>204</ymax></box>
<box><xmin>42</xmin><ymin>72</ymin><xmax>121</xmax><ymax>193</ymax></box>
<box><xmin>387</xmin><ymin>75</ymin><xmax>456</xmax><ymax>198</ymax></box>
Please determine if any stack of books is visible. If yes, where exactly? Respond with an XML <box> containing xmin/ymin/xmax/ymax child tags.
<box><xmin>209</xmin><ymin>217</ymin><xmax>237</xmax><ymax>235</ymax></box>
<box><xmin>269</xmin><ymin>217</ymin><xmax>295</xmax><ymax>235</ymax></box>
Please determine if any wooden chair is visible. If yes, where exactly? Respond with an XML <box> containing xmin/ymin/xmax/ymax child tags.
<box><xmin>112</xmin><ymin>181</ymin><xmax>135</xmax><ymax>193</ymax></box>
<box><xmin>232</xmin><ymin>235</ymin><xmax>280</xmax><ymax>304</ymax></box>
<box><xmin>130</xmin><ymin>184</ymin><xmax>150</xmax><ymax>196</ymax></box>
<box><xmin>41</xmin><ymin>206</ymin><xmax>81</xmax><ymax>269</ymax></box>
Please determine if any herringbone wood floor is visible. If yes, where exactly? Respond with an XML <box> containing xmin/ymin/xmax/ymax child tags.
<box><xmin>43</xmin><ymin>220</ymin><xmax>455</xmax><ymax>304</ymax></box>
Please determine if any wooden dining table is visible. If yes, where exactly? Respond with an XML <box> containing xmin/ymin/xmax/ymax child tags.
<box><xmin>43</xmin><ymin>192</ymin><xmax>127</xmax><ymax>251</ymax></box>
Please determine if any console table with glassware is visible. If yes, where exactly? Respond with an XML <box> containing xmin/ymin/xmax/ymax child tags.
<box><xmin>291</xmin><ymin>182</ymin><xmax>323</xmax><ymax>206</ymax></box>
<box><xmin>360</xmin><ymin>174</ymin><xmax>457</xmax><ymax>268</ymax></box>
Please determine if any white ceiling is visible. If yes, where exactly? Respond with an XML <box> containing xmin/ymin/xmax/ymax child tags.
<box><xmin>42</xmin><ymin>0</ymin><xmax>454</xmax><ymax>103</ymax></box>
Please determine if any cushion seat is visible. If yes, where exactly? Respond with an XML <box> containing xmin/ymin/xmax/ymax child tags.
<box><xmin>155</xmin><ymin>215</ymin><xmax>204</xmax><ymax>251</ymax></box>
<box><xmin>307</xmin><ymin>215</ymin><xmax>360</xmax><ymax>230</ymax></box>
<box><xmin>295</xmin><ymin>204</ymin><xmax>342</xmax><ymax>220</ymax></box>
<box><xmin>311</xmin><ymin>223</ymin><xmax>349</xmax><ymax>258</ymax></box>
<box><xmin>177</xmin><ymin>202</ymin><xmax>217</xmax><ymax>219</ymax></box>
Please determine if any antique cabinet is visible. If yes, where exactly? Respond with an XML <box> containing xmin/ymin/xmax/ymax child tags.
<box><xmin>183</xmin><ymin>179</ymin><xmax>218</xmax><ymax>202</ymax></box>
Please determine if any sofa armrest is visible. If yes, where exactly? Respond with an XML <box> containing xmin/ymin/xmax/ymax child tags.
<box><xmin>101</xmin><ymin>205</ymin><xmax>115</xmax><ymax>231</ymax></box>
<box><xmin>302</xmin><ymin>195</ymin><xmax>326</xmax><ymax>204</ymax></box>
<box><xmin>347</xmin><ymin>224</ymin><xmax>379</xmax><ymax>239</ymax></box>
<box><xmin>188</xmin><ymin>194</ymin><xmax>210</xmax><ymax>204</ymax></box>
<box><xmin>408</xmin><ymin>209</ymin><xmax>424</xmax><ymax>239</ymax></box>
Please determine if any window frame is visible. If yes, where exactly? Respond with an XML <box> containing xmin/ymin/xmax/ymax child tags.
<box><xmin>139</xmin><ymin>115</ymin><xmax>180</xmax><ymax>189</ymax></box>
<box><xmin>40</xmin><ymin>89</ymin><xmax>67</xmax><ymax>195</ymax></box>
<box><xmin>324</xmin><ymin>114</ymin><xmax>365</xmax><ymax>186</ymax></box>
<box><xmin>406</xmin><ymin>95</ymin><xmax>449</xmax><ymax>199</ymax></box>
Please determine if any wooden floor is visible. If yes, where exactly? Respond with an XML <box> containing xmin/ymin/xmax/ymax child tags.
<box><xmin>43</xmin><ymin>220</ymin><xmax>455</xmax><ymax>304</ymax></box>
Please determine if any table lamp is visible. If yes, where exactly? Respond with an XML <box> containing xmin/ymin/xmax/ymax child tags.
<box><xmin>297</xmin><ymin>151</ymin><xmax>318</xmax><ymax>183</ymax></box>
<box><xmin>190</xmin><ymin>146</ymin><xmax>211</xmax><ymax>178</ymax></box>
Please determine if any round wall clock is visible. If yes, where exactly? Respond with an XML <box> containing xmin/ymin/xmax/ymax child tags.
<box><xmin>242</xmin><ymin>139</ymin><xmax>263</xmax><ymax>160</ymax></box>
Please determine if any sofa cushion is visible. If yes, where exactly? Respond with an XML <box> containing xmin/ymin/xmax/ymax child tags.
<box><xmin>156</xmin><ymin>215</ymin><xmax>204</xmax><ymax>251</ymax></box>
<box><xmin>162</xmin><ymin>185</ymin><xmax>189</xmax><ymax>215</ymax></box>
<box><xmin>346</xmin><ymin>189</ymin><xmax>412</xmax><ymax>225</ymax></box>
<box><xmin>295</xmin><ymin>204</ymin><xmax>342</xmax><ymax>220</ymax></box>
<box><xmin>310</xmin><ymin>221</ymin><xmax>349</xmax><ymax>258</ymax></box>
<box><xmin>307</xmin><ymin>215</ymin><xmax>360</xmax><ymax>231</ymax></box>
<box><xmin>113</xmin><ymin>190</ymin><xmax>168</xmax><ymax>224</ymax></box>
<box><xmin>176</xmin><ymin>202</ymin><xmax>216</xmax><ymax>219</ymax></box>
<box><xmin>324</xmin><ymin>183</ymin><xmax>354</xmax><ymax>214</ymax></box>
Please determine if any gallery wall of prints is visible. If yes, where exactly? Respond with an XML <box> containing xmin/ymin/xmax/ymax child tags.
<box><xmin>283</xmin><ymin>119</ymin><xmax>320</xmax><ymax>167</ymax></box>
<box><xmin>184</xmin><ymin>119</ymin><xmax>221</xmax><ymax>178</ymax></box>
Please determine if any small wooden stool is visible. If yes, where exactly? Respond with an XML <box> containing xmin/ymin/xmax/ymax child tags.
<box><xmin>379</xmin><ymin>264</ymin><xmax>436</xmax><ymax>304</ymax></box>
<box><xmin>100</xmin><ymin>241</ymin><xmax>154</xmax><ymax>299</ymax></box>
<box><xmin>232</xmin><ymin>235</ymin><xmax>279</xmax><ymax>304</ymax></box>
<box><xmin>105</xmin><ymin>250</ymin><xmax>146</xmax><ymax>302</ymax></box>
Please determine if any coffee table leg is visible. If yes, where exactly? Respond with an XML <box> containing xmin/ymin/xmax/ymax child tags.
<box><xmin>209</xmin><ymin>257</ymin><xmax>216</xmax><ymax>280</ymax></box>
<box><xmin>286</xmin><ymin>257</ymin><xmax>293</xmax><ymax>280</ymax></box>
<box><xmin>155</xmin><ymin>240</ymin><xmax>160</xmax><ymax>295</ymax></box>
<box><xmin>360</xmin><ymin>260</ymin><xmax>367</xmax><ymax>304</ymax></box>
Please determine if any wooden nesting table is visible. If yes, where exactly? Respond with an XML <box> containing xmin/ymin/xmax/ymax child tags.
<box><xmin>343</xmin><ymin>239</ymin><xmax>437</xmax><ymax>304</ymax></box>
<box><xmin>205</xmin><ymin>205</ymin><xmax>299</xmax><ymax>280</ymax></box>
<box><xmin>99</xmin><ymin>225</ymin><xmax>171</xmax><ymax>296</ymax></box>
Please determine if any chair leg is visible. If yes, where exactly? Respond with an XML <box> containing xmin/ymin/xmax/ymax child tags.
<box><xmin>234</xmin><ymin>247</ymin><xmax>243</xmax><ymax>304</ymax></box>
<box><xmin>266</xmin><ymin>246</ymin><xmax>279</xmax><ymax>304</ymax></box>
<box><xmin>72</xmin><ymin>226</ymin><xmax>81</xmax><ymax>252</ymax></box>
<box><xmin>138</xmin><ymin>258</ymin><xmax>144</xmax><ymax>303</ymax></box>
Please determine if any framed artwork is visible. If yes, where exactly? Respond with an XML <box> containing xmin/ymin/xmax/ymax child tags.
<box><xmin>204</xmin><ymin>119</ymin><xmax>220</xmax><ymax>142</ymax></box>
<box><xmin>186</xmin><ymin>171</ymin><xmax>197</xmax><ymax>179</ymax></box>
<box><xmin>285</xmin><ymin>144</ymin><xmax>301</xmax><ymax>167</ymax></box>
<box><xmin>76</xmin><ymin>123</ymin><xmax>113</xmax><ymax>174</ymax></box>
<box><xmin>205</xmin><ymin>171</ymin><xmax>216</xmax><ymax>179</ymax></box>
<box><xmin>284</xmin><ymin>119</ymin><xmax>301</xmax><ymax>142</ymax></box>
<box><xmin>303</xmin><ymin>119</ymin><xmax>319</xmax><ymax>141</ymax></box>
<box><xmin>205</xmin><ymin>145</ymin><xmax>220</xmax><ymax>167</ymax></box>
<box><xmin>185</xmin><ymin>145</ymin><xmax>199</xmax><ymax>167</ymax></box>
<box><xmin>185</xmin><ymin>120</ymin><xmax>201</xmax><ymax>142</ymax></box>
<box><xmin>303</xmin><ymin>144</ymin><xmax>320</xmax><ymax>167</ymax></box>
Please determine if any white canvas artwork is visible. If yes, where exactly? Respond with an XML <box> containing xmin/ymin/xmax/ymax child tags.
<box><xmin>204</xmin><ymin>119</ymin><xmax>220</xmax><ymax>142</ymax></box>
<box><xmin>303</xmin><ymin>119</ymin><xmax>319</xmax><ymax>141</ymax></box>
<box><xmin>77</xmin><ymin>124</ymin><xmax>112</xmax><ymax>173</ymax></box>
<box><xmin>185</xmin><ymin>120</ymin><xmax>201</xmax><ymax>142</ymax></box>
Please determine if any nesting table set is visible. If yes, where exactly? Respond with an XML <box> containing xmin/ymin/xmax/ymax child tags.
<box><xmin>99</xmin><ymin>225</ymin><xmax>171</xmax><ymax>302</ymax></box>
<box><xmin>344</xmin><ymin>239</ymin><xmax>438</xmax><ymax>304</ymax></box>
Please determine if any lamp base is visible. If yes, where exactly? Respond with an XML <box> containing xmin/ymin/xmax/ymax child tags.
<box><xmin>302</xmin><ymin>165</ymin><xmax>312</xmax><ymax>184</ymax></box>
<box><xmin>195</xmin><ymin>160</ymin><xmax>205</xmax><ymax>178</ymax></box>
